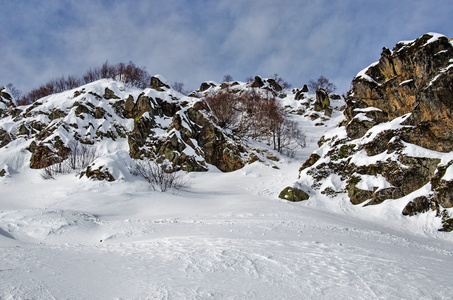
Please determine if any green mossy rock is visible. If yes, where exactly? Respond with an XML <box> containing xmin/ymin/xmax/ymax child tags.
<box><xmin>104</xmin><ymin>87</ymin><xmax>120</xmax><ymax>99</ymax></box>
<box><xmin>279</xmin><ymin>187</ymin><xmax>309</xmax><ymax>202</ymax></box>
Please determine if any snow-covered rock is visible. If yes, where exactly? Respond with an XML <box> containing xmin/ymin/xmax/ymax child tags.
<box><xmin>292</xmin><ymin>33</ymin><xmax>453</xmax><ymax>232</ymax></box>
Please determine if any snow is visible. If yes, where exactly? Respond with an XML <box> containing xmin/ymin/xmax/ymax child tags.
<box><xmin>153</xmin><ymin>74</ymin><xmax>171</xmax><ymax>86</ymax></box>
<box><xmin>355</xmin><ymin>62</ymin><xmax>380</xmax><ymax>84</ymax></box>
<box><xmin>397</xmin><ymin>33</ymin><xmax>446</xmax><ymax>53</ymax></box>
<box><xmin>349</xmin><ymin>149</ymin><xmax>398</xmax><ymax>167</ymax></box>
<box><xmin>423</xmin><ymin>32</ymin><xmax>446</xmax><ymax>46</ymax></box>
<box><xmin>1</xmin><ymin>159</ymin><xmax>453</xmax><ymax>299</ymax></box>
<box><xmin>353</xmin><ymin>107</ymin><xmax>382</xmax><ymax>113</ymax></box>
<box><xmin>352</xmin><ymin>112</ymin><xmax>374</xmax><ymax>123</ymax></box>
<box><xmin>355</xmin><ymin>173</ymin><xmax>393</xmax><ymax>191</ymax></box>
<box><xmin>358</xmin><ymin>113</ymin><xmax>412</xmax><ymax>144</ymax></box>
<box><xmin>399</xmin><ymin>79</ymin><xmax>413</xmax><ymax>86</ymax></box>
<box><xmin>1</xmin><ymin>79</ymin><xmax>453</xmax><ymax>299</ymax></box>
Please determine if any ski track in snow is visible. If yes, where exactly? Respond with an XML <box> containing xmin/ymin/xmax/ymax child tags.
<box><xmin>1</xmin><ymin>214</ymin><xmax>452</xmax><ymax>299</ymax></box>
<box><xmin>1</xmin><ymin>166</ymin><xmax>453</xmax><ymax>300</ymax></box>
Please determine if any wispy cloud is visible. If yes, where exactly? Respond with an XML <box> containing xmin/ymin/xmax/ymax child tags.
<box><xmin>1</xmin><ymin>0</ymin><xmax>452</xmax><ymax>94</ymax></box>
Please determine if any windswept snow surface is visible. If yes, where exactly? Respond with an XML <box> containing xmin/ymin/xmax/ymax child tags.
<box><xmin>1</xmin><ymin>96</ymin><xmax>453</xmax><ymax>299</ymax></box>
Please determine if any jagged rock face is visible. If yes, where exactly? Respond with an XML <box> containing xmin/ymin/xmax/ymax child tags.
<box><xmin>127</xmin><ymin>92</ymin><xmax>246</xmax><ymax>172</ymax></box>
<box><xmin>198</xmin><ymin>82</ymin><xmax>217</xmax><ymax>92</ymax></box>
<box><xmin>297</xmin><ymin>33</ymin><xmax>453</xmax><ymax>226</ymax></box>
<box><xmin>347</xmin><ymin>33</ymin><xmax>453</xmax><ymax>151</ymax></box>
<box><xmin>250</xmin><ymin>76</ymin><xmax>282</xmax><ymax>94</ymax></box>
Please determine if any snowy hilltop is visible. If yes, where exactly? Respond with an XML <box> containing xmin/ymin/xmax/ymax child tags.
<box><xmin>0</xmin><ymin>73</ymin><xmax>314</xmax><ymax>179</ymax></box>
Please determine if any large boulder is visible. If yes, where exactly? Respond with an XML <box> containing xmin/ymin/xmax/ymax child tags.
<box><xmin>279</xmin><ymin>186</ymin><xmax>310</xmax><ymax>202</ymax></box>
<box><xmin>314</xmin><ymin>89</ymin><xmax>330</xmax><ymax>111</ymax></box>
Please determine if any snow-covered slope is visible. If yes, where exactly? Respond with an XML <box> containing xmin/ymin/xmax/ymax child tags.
<box><xmin>1</xmin><ymin>144</ymin><xmax>453</xmax><ymax>299</ymax></box>
<box><xmin>1</xmin><ymin>37</ymin><xmax>453</xmax><ymax>298</ymax></box>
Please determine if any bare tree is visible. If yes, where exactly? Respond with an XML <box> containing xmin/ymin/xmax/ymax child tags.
<box><xmin>204</xmin><ymin>88</ymin><xmax>306</xmax><ymax>154</ymax></box>
<box><xmin>172</xmin><ymin>82</ymin><xmax>186</xmax><ymax>94</ymax></box>
<box><xmin>223</xmin><ymin>74</ymin><xmax>234</xmax><ymax>83</ymax></box>
<box><xmin>272</xmin><ymin>73</ymin><xmax>292</xmax><ymax>89</ymax></box>
<box><xmin>308</xmin><ymin>76</ymin><xmax>337</xmax><ymax>94</ymax></box>
<box><xmin>6</xmin><ymin>83</ymin><xmax>22</xmax><ymax>99</ymax></box>
<box><xmin>204</xmin><ymin>90</ymin><xmax>240</xmax><ymax>129</ymax></box>
<box><xmin>245</xmin><ymin>76</ymin><xmax>254</xmax><ymax>83</ymax></box>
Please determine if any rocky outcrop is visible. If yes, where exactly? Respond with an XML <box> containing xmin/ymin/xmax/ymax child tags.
<box><xmin>294</xmin><ymin>33</ymin><xmax>453</xmax><ymax>230</ymax></box>
<box><xmin>149</xmin><ymin>75</ymin><xmax>171</xmax><ymax>91</ymax></box>
<box><xmin>198</xmin><ymin>81</ymin><xmax>217</xmax><ymax>92</ymax></box>
<box><xmin>127</xmin><ymin>91</ymin><xmax>246</xmax><ymax>172</ymax></box>
<box><xmin>80</xmin><ymin>165</ymin><xmax>115</xmax><ymax>181</ymax></box>
<box><xmin>347</xmin><ymin>33</ymin><xmax>453</xmax><ymax>151</ymax></box>
<box><xmin>1</xmin><ymin>76</ymin><xmax>280</xmax><ymax>177</ymax></box>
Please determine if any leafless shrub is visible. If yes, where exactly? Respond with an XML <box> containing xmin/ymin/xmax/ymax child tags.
<box><xmin>82</xmin><ymin>67</ymin><xmax>101</xmax><ymax>84</ymax></box>
<box><xmin>5</xmin><ymin>83</ymin><xmax>22</xmax><ymax>100</ymax></box>
<box><xmin>66</xmin><ymin>140</ymin><xmax>98</xmax><ymax>170</ymax></box>
<box><xmin>40</xmin><ymin>161</ymin><xmax>68</xmax><ymax>180</ymax></box>
<box><xmin>40</xmin><ymin>165</ymin><xmax>56</xmax><ymax>180</ymax></box>
<box><xmin>223</xmin><ymin>74</ymin><xmax>234</xmax><ymax>83</ymax></box>
<box><xmin>114</xmin><ymin>61</ymin><xmax>149</xmax><ymax>89</ymax></box>
<box><xmin>133</xmin><ymin>159</ymin><xmax>189</xmax><ymax>192</ymax></box>
<box><xmin>40</xmin><ymin>141</ymin><xmax>98</xmax><ymax>180</ymax></box>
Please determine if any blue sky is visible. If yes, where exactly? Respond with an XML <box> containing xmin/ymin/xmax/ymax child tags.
<box><xmin>1</xmin><ymin>0</ymin><xmax>452</xmax><ymax>95</ymax></box>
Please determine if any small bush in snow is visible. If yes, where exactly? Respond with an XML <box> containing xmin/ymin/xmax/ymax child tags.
<box><xmin>66</xmin><ymin>141</ymin><xmax>98</xmax><ymax>170</ymax></box>
<box><xmin>133</xmin><ymin>159</ymin><xmax>189</xmax><ymax>192</ymax></box>
<box><xmin>40</xmin><ymin>162</ymin><xmax>67</xmax><ymax>180</ymax></box>
<box><xmin>40</xmin><ymin>141</ymin><xmax>99</xmax><ymax>180</ymax></box>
